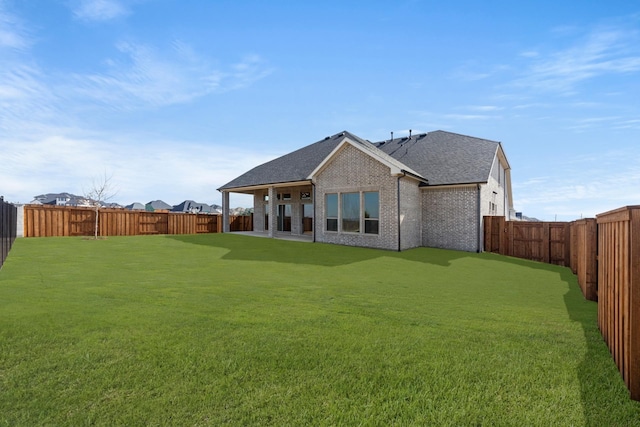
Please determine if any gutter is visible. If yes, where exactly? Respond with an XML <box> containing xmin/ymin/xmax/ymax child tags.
<box><xmin>397</xmin><ymin>172</ymin><xmax>407</xmax><ymax>251</ymax></box>
<box><xmin>312</xmin><ymin>181</ymin><xmax>316</xmax><ymax>243</ymax></box>
<box><xmin>400</xmin><ymin>169</ymin><xmax>428</xmax><ymax>185</ymax></box>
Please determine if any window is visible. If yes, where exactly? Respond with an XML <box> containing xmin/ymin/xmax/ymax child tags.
<box><xmin>364</xmin><ymin>192</ymin><xmax>379</xmax><ymax>234</ymax></box>
<box><xmin>324</xmin><ymin>191</ymin><xmax>379</xmax><ymax>235</ymax></box>
<box><xmin>300</xmin><ymin>192</ymin><xmax>311</xmax><ymax>200</ymax></box>
<box><xmin>302</xmin><ymin>203</ymin><xmax>313</xmax><ymax>234</ymax></box>
<box><xmin>342</xmin><ymin>193</ymin><xmax>360</xmax><ymax>232</ymax></box>
<box><xmin>277</xmin><ymin>204</ymin><xmax>292</xmax><ymax>231</ymax></box>
<box><xmin>264</xmin><ymin>210</ymin><xmax>269</xmax><ymax>231</ymax></box>
<box><xmin>326</xmin><ymin>194</ymin><xmax>338</xmax><ymax>231</ymax></box>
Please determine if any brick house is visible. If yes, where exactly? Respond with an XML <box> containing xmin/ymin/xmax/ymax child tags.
<box><xmin>218</xmin><ymin>130</ymin><xmax>513</xmax><ymax>252</ymax></box>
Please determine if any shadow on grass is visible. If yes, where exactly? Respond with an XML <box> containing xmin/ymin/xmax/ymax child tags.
<box><xmin>166</xmin><ymin>233</ymin><xmax>470</xmax><ymax>267</ymax></box>
<box><xmin>167</xmin><ymin>234</ymin><xmax>640</xmax><ymax>421</ymax></box>
<box><xmin>562</xmin><ymin>270</ymin><xmax>640</xmax><ymax>425</ymax></box>
<box><xmin>453</xmin><ymin>253</ymin><xmax>640</xmax><ymax>423</ymax></box>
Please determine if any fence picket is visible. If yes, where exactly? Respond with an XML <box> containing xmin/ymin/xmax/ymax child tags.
<box><xmin>22</xmin><ymin>205</ymin><xmax>251</xmax><ymax>237</ymax></box>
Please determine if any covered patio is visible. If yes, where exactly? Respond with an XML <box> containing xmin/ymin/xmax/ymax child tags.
<box><xmin>220</xmin><ymin>183</ymin><xmax>315</xmax><ymax>241</ymax></box>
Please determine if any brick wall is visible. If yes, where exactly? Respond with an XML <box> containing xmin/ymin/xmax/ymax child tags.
<box><xmin>253</xmin><ymin>191</ymin><xmax>265</xmax><ymax>231</ymax></box>
<box><xmin>252</xmin><ymin>186</ymin><xmax>312</xmax><ymax>234</ymax></box>
<box><xmin>422</xmin><ymin>185</ymin><xmax>480</xmax><ymax>252</ymax></box>
<box><xmin>315</xmin><ymin>144</ymin><xmax>399</xmax><ymax>250</ymax></box>
<box><xmin>399</xmin><ymin>177</ymin><xmax>422</xmax><ymax>250</ymax></box>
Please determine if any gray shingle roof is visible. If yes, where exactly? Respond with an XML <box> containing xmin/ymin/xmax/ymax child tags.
<box><xmin>218</xmin><ymin>131</ymin><xmax>358</xmax><ymax>191</ymax></box>
<box><xmin>373</xmin><ymin>130</ymin><xmax>500</xmax><ymax>186</ymax></box>
<box><xmin>219</xmin><ymin>130</ymin><xmax>500</xmax><ymax>190</ymax></box>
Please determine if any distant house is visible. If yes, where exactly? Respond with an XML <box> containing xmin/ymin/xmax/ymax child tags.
<box><xmin>145</xmin><ymin>200</ymin><xmax>172</xmax><ymax>212</ymax></box>
<box><xmin>31</xmin><ymin>192</ymin><xmax>92</xmax><ymax>207</ymax></box>
<box><xmin>218</xmin><ymin>130</ymin><xmax>514</xmax><ymax>252</ymax></box>
<box><xmin>125</xmin><ymin>202</ymin><xmax>146</xmax><ymax>210</ymax></box>
<box><xmin>172</xmin><ymin>200</ymin><xmax>213</xmax><ymax>214</ymax></box>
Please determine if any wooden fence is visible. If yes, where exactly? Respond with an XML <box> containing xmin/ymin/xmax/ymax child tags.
<box><xmin>485</xmin><ymin>216</ymin><xmax>597</xmax><ymax>300</ymax></box>
<box><xmin>0</xmin><ymin>197</ymin><xmax>17</xmax><ymax>269</ymax></box>
<box><xmin>485</xmin><ymin>211</ymin><xmax>640</xmax><ymax>400</ymax></box>
<box><xmin>23</xmin><ymin>205</ymin><xmax>253</xmax><ymax>237</ymax></box>
<box><xmin>570</xmin><ymin>218</ymin><xmax>598</xmax><ymax>301</ymax></box>
<box><xmin>483</xmin><ymin>216</ymin><xmax>571</xmax><ymax>266</ymax></box>
<box><xmin>596</xmin><ymin>206</ymin><xmax>640</xmax><ymax>400</ymax></box>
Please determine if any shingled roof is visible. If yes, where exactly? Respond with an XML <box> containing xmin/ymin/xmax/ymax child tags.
<box><xmin>219</xmin><ymin>131</ymin><xmax>365</xmax><ymax>191</ymax></box>
<box><xmin>219</xmin><ymin>130</ymin><xmax>503</xmax><ymax>191</ymax></box>
<box><xmin>373</xmin><ymin>130</ymin><xmax>502</xmax><ymax>186</ymax></box>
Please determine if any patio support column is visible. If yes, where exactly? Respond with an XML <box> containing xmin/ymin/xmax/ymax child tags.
<box><xmin>268</xmin><ymin>186</ymin><xmax>276</xmax><ymax>237</ymax></box>
<box><xmin>222</xmin><ymin>190</ymin><xmax>230</xmax><ymax>233</ymax></box>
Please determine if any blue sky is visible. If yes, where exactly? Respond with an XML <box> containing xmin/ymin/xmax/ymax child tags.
<box><xmin>1</xmin><ymin>0</ymin><xmax>639</xmax><ymax>220</ymax></box>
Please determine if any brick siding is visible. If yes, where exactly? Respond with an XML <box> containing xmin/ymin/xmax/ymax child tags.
<box><xmin>315</xmin><ymin>144</ymin><xmax>400</xmax><ymax>250</ymax></box>
<box><xmin>422</xmin><ymin>185</ymin><xmax>480</xmax><ymax>252</ymax></box>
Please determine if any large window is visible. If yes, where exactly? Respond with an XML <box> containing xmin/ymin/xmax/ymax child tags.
<box><xmin>277</xmin><ymin>204</ymin><xmax>292</xmax><ymax>232</ymax></box>
<box><xmin>326</xmin><ymin>194</ymin><xmax>338</xmax><ymax>232</ymax></box>
<box><xmin>324</xmin><ymin>191</ymin><xmax>379</xmax><ymax>235</ymax></box>
<box><xmin>302</xmin><ymin>203</ymin><xmax>313</xmax><ymax>234</ymax></box>
<box><xmin>341</xmin><ymin>193</ymin><xmax>360</xmax><ymax>232</ymax></box>
<box><xmin>364</xmin><ymin>192</ymin><xmax>379</xmax><ymax>234</ymax></box>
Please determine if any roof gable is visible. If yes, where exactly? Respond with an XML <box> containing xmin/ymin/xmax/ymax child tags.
<box><xmin>307</xmin><ymin>136</ymin><xmax>424</xmax><ymax>181</ymax></box>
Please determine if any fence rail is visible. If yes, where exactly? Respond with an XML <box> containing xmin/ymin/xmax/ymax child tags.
<box><xmin>0</xmin><ymin>197</ymin><xmax>17</xmax><ymax>269</ymax></box>
<box><xmin>596</xmin><ymin>206</ymin><xmax>640</xmax><ymax>400</ymax></box>
<box><xmin>23</xmin><ymin>205</ymin><xmax>252</xmax><ymax>237</ymax></box>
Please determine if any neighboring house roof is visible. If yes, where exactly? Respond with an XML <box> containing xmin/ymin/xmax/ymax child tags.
<box><xmin>373</xmin><ymin>130</ymin><xmax>505</xmax><ymax>186</ymax></box>
<box><xmin>145</xmin><ymin>200</ymin><xmax>172</xmax><ymax>211</ymax></box>
<box><xmin>30</xmin><ymin>192</ymin><xmax>95</xmax><ymax>206</ymax></box>
<box><xmin>219</xmin><ymin>130</ymin><xmax>506</xmax><ymax>191</ymax></box>
<box><xmin>172</xmin><ymin>200</ymin><xmax>213</xmax><ymax>213</ymax></box>
<box><xmin>31</xmin><ymin>192</ymin><xmax>75</xmax><ymax>204</ymax></box>
<box><xmin>125</xmin><ymin>202</ymin><xmax>146</xmax><ymax>210</ymax></box>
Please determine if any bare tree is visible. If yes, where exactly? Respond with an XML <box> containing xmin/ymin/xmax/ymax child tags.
<box><xmin>84</xmin><ymin>172</ymin><xmax>117</xmax><ymax>239</ymax></box>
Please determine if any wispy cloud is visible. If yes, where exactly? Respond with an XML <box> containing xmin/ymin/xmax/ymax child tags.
<box><xmin>0</xmin><ymin>132</ymin><xmax>278</xmax><ymax>205</ymax></box>
<box><xmin>514</xmin><ymin>148</ymin><xmax>640</xmax><ymax>219</ymax></box>
<box><xmin>443</xmin><ymin>113</ymin><xmax>501</xmax><ymax>121</ymax></box>
<box><xmin>71</xmin><ymin>0</ymin><xmax>129</xmax><ymax>22</ymax></box>
<box><xmin>0</xmin><ymin>64</ymin><xmax>64</xmax><ymax>133</ymax></box>
<box><xmin>70</xmin><ymin>41</ymin><xmax>273</xmax><ymax>109</ymax></box>
<box><xmin>465</xmin><ymin>105</ymin><xmax>503</xmax><ymax>112</ymax></box>
<box><xmin>514</xmin><ymin>24</ymin><xmax>640</xmax><ymax>94</ymax></box>
<box><xmin>453</xmin><ymin>63</ymin><xmax>511</xmax><ymax>82</ymax></box>
<box><xmin>0</xmin><ymin>4</ymin><xmax>32</xmax><ymax>50</ymax></box>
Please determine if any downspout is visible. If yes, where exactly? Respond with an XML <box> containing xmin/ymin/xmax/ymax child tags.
<box><xmin>477</xmin><ymin>184</ymin><xmax>482</xmax><ymax>253</ymax></box>
<box><xmin>312</xmin><ymin>181</ymin><xmax>316</xmax><ymax>243</ymax></box>
<box><xmin>397</xmin><ymin>172</ymin><xmax>406</xmax><ymax>252</ymax></box>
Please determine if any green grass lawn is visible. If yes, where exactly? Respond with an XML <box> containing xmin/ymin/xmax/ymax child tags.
<box><xmin>1</xmin><ymin>234</ymin><xmax>639</xmax><ymax>426</ymax></box>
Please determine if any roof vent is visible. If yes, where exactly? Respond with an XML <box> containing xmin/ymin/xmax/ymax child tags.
<box><xmin>324</xmin><ymin>136</ymin><xmax>330</xmax><ymax>140</ymax></box>
<box><xmin>391</xmin><ymin>131</ymin><xmax>394</xmax><ymax>141</ymax></box>
<box><xmin>409</xmin><ymin>129</ymin><xmax>412</xmax><ymax>139</ymax></box>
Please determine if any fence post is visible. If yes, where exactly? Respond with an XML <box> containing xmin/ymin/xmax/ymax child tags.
<box><xmin>630</xmin><ymin>208</ymin><xmax>640</xmax><ymax>399</ymax></box>
<box><xmin>542</xmin><ymin>223</ymin><xmax>550</xmax><ymax>264</ymax></box>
